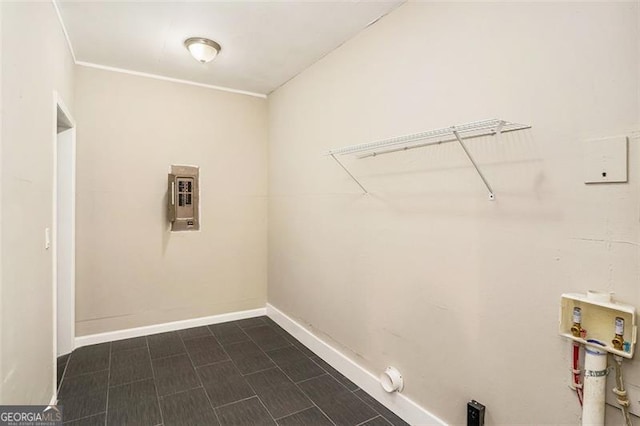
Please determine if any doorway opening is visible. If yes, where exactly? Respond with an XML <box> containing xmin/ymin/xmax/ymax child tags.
<box><xmin>54</xmin><ymin>93</ymin><xmax>75</xmax><ymax>395</ymax></box>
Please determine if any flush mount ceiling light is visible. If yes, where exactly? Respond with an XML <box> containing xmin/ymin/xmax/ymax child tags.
<box><xmin>184</xmin><ymin>37</ymin><xmax>221</xmax><ymax>64</ymax></box>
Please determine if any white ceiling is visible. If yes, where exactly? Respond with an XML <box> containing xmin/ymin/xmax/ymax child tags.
<box><xmin>57</xmin><ymin>1</ymin><xmax>404</xmax><ymax>96</ymax></box>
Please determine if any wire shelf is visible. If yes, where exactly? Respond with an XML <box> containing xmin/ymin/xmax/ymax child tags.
<box><xmin>328</xmin><ymin>119</ymin><xmax>530</xmax><ymax>157</ymax></box>
<box><xmin>326</xmin><ymin>119</ymin><xmax>531</xmax><ymax>199</ymax></box>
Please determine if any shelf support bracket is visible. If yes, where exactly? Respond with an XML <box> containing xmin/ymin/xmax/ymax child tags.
<box><xmin>452</xmin><ymin>130</ymin><xmax>495</xmax><ymax>201</ymax></box>
<box><xmin>330</xmin><ymin>153</ymin><xmax>368</xmax><ymax>194</ymax></box>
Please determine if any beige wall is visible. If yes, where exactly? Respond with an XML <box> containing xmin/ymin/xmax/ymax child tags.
<box><xmin>74</xmin><ymin>66</ymin><xmax>268</xmax><ymax>336</ymax></box>
<box><xmin>0</xmin><ymin>0</ymin><xmax>4</xmax><ymax>405</ymax></box>
<box><xmin>1</xmin><ymin>2</ymin><xmax>75</xmax><ymax>404</ymax></box>
<box><xmin>268</xmin><ymin>2</ymin><xmax>639</xmax><ymax>424</ymax></box>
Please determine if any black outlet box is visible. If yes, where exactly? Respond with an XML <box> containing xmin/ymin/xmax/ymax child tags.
<box><xmin>467</xmin><ymin>400</ymin><xmax>485</xmax><ymax>426</ymax></box>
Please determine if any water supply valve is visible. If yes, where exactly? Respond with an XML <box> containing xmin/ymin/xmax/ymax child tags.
<box><xmin>571</xmin><ymin>307</ymin><xmax>583</xmax><ymax>337</ymax></box>
<box><xmin>612</xmin><ymin>317</ymin><xmax>625</xmax><ymax>351</ymax></box>
<box><xmin>560</xmin><ymin>291</ymin><xmax>636</xmax><ymax>359</ymax></box>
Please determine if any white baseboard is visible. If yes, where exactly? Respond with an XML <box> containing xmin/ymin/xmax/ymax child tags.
<box><xmin>74</xmin><ymin>307</ymin><xmax>267</xmax><ymax>348</ymax></box>
<box><xmin>266</xmin><ymin>303</ymin><xmax>447</xmax><ymax>426</ymax></box>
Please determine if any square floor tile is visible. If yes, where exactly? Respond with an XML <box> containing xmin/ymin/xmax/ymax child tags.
<box><xmin>215</xmin><ymin>397</ymin><xmax>275</xmax><ymax>426</ymax></box>
<box><xmin>58</xmin><ymin>370</ymin><xmax>108</xmax><ymax>422</ymax></box>
<box><xmin>311</xmin><ymin>356</ymin><xmax>359</xmax><ymax>391</ymax></box>
<box><xmin>197</xmin><ymin>360</ymin><xmax>255</xmax><ymax>408</ymax></box>
<box><xmin>224</xmin><ymin>341</ymin><xmax>275</xmax><ymax>375</ymax></box>
<box><xmin>109</xmin><ymin>346</ymin><xmax>153</xmax><ymax>387</ymax></box>
<box><xmin>183</xmin><ymin>335</ymin><xmax>229</xmax><ymax>367</ymax></box>
<box><xmin>266</xmin><ymin>346</ymin><xmax>325</xmax><ymax>383</ymax></box>
<box><xmin>178</xmin><ymin>326</ymin><xmax>212</xmax><ymax>341</ymax></box>
<box><xmin>147</xmin><ymin>332</ymin><xmax>186</xmax><ymax>359</ymax></box>
<box><xmin>298</xmin><ymin>375</ymin><xmax>376</xmax><ymax>425</ymax></box>
<box><xmin>276</xmin><ymin>407</ymin><xmax>333</xmax><ymax>426</ymax></box>
<box><xmin>111</xmin><ymin>337</ymin><xmax>147</xmax><ymax>353</ymax></box>
<box><xmin>244</xmin><ymin>325</ymin><xmax>291</xmax><ymax>352</ymax></box>
<box><xmin>152</xmin><ymin>354</ymin><xmax>201</xmax><ymax>397</ymax></box>
<box><xmin>354</xmin><ymin>389</ymin><xmax>410</xmax><ymax>426</ymax></box>
<box><xmin>183</xmin><ymin>335</ymin><xmax>221</xmax><ymax>353</ymax></box>
<box><xmin>107</xmin><ymin>379</ymin><xmax>161</xmax><ymax>426</ymax></box>
<box><xmin>65</xmin><ymin>343</ymin><xmax>110</xmax><ymax>378</ymax></box>
<box><xmin>209</xmin><ymin>323</ymin><xmax>250</xmax><ymax>346</ymax></box>
<box><xmin>245</xmin><ymin>368</ymin><xmax>312</xmax><ymax>419</ymax></box>
<box><xmin>160</xmin><ymin>388</ymin><xmax>219</xmax><ymax>426</ymax></box>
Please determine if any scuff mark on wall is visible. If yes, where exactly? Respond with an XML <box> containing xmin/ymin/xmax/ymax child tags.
<box><xmin>569</xmin><ymin>237</ymin><xmax>640</xmax><ymax>247</ymax></box>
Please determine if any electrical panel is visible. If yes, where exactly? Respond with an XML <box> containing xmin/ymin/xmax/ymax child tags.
<box><xmin>168</xmin><ymin>165</ymin><xmax>199</xmax><ymax>231</ymax></box>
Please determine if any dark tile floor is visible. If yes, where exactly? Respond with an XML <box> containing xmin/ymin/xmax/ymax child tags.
<box><xmin>57</xmin><ymin>316</ymin><xmax>409</xmax><ymax>426</ymax></box>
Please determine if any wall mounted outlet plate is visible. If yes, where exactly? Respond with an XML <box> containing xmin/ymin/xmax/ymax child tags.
<box><xmin>584</xmin><ymin>136</ymin><xmax>628</xmax><ymax>184</ymax></box>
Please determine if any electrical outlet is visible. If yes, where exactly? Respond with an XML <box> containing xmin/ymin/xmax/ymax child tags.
<box><xmin>605</xmin><ymin>376</ymin><xmax>640</xmax><ymax>417</ymax></box>
<box><xmin>467</xmin><ymin>400</ymin><xmax>485</xmax><ymax>426</ymax></box>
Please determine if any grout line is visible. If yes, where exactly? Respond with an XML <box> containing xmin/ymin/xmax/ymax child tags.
<box><xmin>352</xmin><ymin>390</ymin><xmax>396</xmax><ymax>424</ymax></box>
<box><xmin>293</xmin><ymin>372</ymin><xmax>329</xmax><ymax>385</ymax></box>
<box><xmin>179</xmin><ymin>332</ymin><xmax>213</xmax><ymax>342</ymax></box>
<box><xmin>241</xmin><ymin>365</ymin><xmax>279</xmax><ymax>377</ymax></box>
<box><xmin>292</xmin><ymin>370</ymin><xmax>327</xmax><ymax>384</ymax></box>
<box><xmin>148</xmin><ymin>336</ymin><xmax>165</xmax><ymax>426</ymax></box>
<box><xmin>254</xmin><ymin>395</ymin><xmax>278</xmax><ymax>424</ymax></box>
<box><xmin>309</xmin><ymin>356</ymin><xmax>360</xmax><ymax>392</ymax></box>
<box><xmin>190</xmin><ymin>355</ymin><xmax>231</xmax><ymax>370</ymax></box>
<box><xmin>206</xmin><ymin>338</ymin><xmax>261</xmax><ymax>419</ymax></box>
<box><xmin>108</xmin><ymin>375</ymin><xmax>157</xmax><ymax>389</ymax></box>
<box><xmin>239</xmin><ymin>323</ymin><xmax>287</xmax><ymax>423</ymax></box>
<box><xmin>177</xmin><ymin>325</ymin><xmax>214</xmax><ymax>341</ymax></box>
<box><xmin>149</xmin><ymin>349</ymin><xmax>189</xmax><ymax>362</ymax></box>
<box><xmin>239</xmin><ymin>322</ymin><xmax>268</xmax><ymax>331</ymax></box>
<box><xmin>104</xmin><ymin>343</ymin><xmax>112</xmax><ymax>426</ymax></box>
<box><xmin>56</xmin><ymin>355</ymin><xmax>71</xmax><ymax>395</ymax></box>
<box><xmin>289</xmin><ymin>373</ymin><xmax>336</xmax><ymax>426</ymax></box>
<box><xmin>356</xmin><ymin>415</ymin><xmax>388</xmax><ymax>426</ymax></box>
<box><xmin>243</xmin><ymin>323</ymin><xmax>335</xmax><ymax>425</ymax></box>
<box><xmin>61</xmin><ymin>367</ymin><xmax>110</xmax><ymax>381</ymax></box>
<box><xmin>214</xmin><ymin>395</ymin><xmax>259</xmax><ymax>410</ymax></box>
<box><xmin>289</xmin><ymin>359</ymin><xmax>328</xmax><ymax>384</ymax></box>
<box><xmin>157</xmin><ymin>384</ymin><xmax>203</xmax><ymax>399</ymax></box>
<box><xmin>179</xmin><ymin>327</ymin><xmax>223</xmax><ymax>425</ymax></box>
<box><xmin>242</xmin><ymin>369</ymin><xmax>279</xmax><ymax>422</ymax></box>
<box><xmin>62</xmin><ymin>411</ymin><xmax>107</xmax><ymax>424</ymax></box>
<box><xmin>235</xmin><ymin>316</ymin><xmax>268</xmax><ymax>329</ymax></box>
<box><xmin>256</xmin><ymin>324</ymin><xmax>370</xmax><ymax>426</ymax></box>
<box><xmin>110</xmin><ymin>344</ymin><xmax>148</xmax><ymax>354</ymax></box>
<box><xmin>217</xmin><ymin>323</ymin><xmax>271</xmax><ymax>377</ymax></box>
<box><xmin>273</xmin><ymin>405</ymin><xmax>315</xmax><ymax>421</ymax></box>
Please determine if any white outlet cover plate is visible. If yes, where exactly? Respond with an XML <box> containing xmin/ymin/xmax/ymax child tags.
<box><xmin>584</xmin><ymin>136</ymin><xmax>628</xmax><ymax>184</ymax></box>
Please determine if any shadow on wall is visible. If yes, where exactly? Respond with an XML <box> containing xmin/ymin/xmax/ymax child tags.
<box><xmin>161</xmin><ymin>188</ymin><xmax>171</xmax><ymax>255</ymax></box>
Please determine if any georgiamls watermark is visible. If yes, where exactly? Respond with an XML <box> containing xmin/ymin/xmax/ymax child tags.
<box><xmin>0</xmin><ymin>405</ymin><xmax>63</xmax><ymax>426</ymax></box>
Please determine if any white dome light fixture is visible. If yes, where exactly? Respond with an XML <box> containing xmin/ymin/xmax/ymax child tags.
<box><xmin>184</xmin><ymin>37</ymin><xmax>221</xmax><ymax>64</ymax></box>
